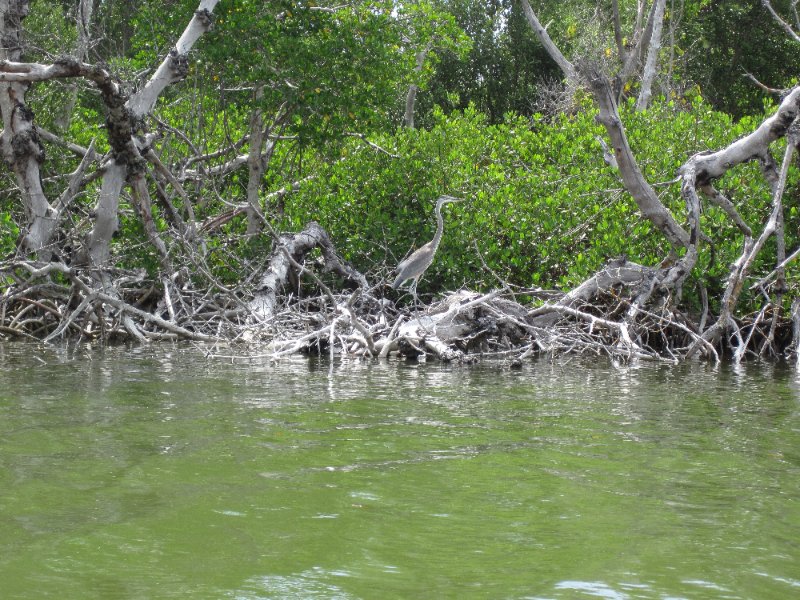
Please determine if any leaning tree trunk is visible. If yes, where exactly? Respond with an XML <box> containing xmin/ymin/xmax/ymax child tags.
<box><xmin>635</xmin><ymin>0</ymin><xmax>666</xmax><ymax>110</ymax></box>
<box><xmin>521</xmin><ymin>0</ymin><xmax>800</xmax><ymax>360</ymax></box>
<box><xmin>248</xmin><ymin>221</ymin><xmax>369</xmax><ymax>322</ymax></box>
<box><xmin>0</xmin><ymin>0</ymin><xmax>219</xmax><ymax>266</ymax></box>
<box><xmin>519</xmin><ymin>3</ymin><xmax>690</xmax><ymax>252</ymax></box>
<box><xmin>582</xmin><ymin>63</ymin><xmax>691</xmax><ymax>252</ymax></box>
<box><xmin>519</xmin><ymin>0</ymin><xmax>578</xmax><ymax>84</ymax></box>
<box><xmin>86</xmin><ymin>1</ymin><xmax>218</xmax><ymax>270</ymax></box>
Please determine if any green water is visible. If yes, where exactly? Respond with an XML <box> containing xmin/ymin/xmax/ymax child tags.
<box><xmin>0</xmin><ymin>343</ymin><xmax>799</xmax><ymax>599</ymax></box>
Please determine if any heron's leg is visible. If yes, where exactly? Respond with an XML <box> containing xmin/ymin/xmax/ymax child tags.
<box><xmin>411</xmin><ymin>280</ymin><xmax>419</xmax><ymax>312</ymax></box>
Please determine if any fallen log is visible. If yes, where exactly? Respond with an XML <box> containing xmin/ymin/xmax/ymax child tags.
<box><xmin>247</xmin><ymin>221</ymin><xmax>369</xmax><ymax>323</ymax></box>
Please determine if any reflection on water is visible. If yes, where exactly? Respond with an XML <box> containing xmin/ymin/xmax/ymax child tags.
<box><xmin>237</xmin><ymin>568</ymin><xmax>357</xmax><ymax>600</ymax></box>
<box><xmin>0</xmin><ymin>342</ymin><xmax>799</xmax><ymax>599</ymax></box>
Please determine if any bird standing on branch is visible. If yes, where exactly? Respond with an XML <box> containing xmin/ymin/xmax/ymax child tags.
<box><xmin>392</xmin><ymin>195</ymin><xmax>464</xmax><ymax>305</ymax></box>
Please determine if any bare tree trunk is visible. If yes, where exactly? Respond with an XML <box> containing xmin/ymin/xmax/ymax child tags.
<box><xmin>665</xmin><ymin>0</ymin><xmax>678</xmax><ymax>101</ymax></box>
<box><xmin>87</xmin><ymin>1</ymin><xmax>219</xmax><ymax>269</ymax></box>
<box><xmin>126</xmin><ymin>2</ymin><xmax>218</xmax><ymax>117</ymax></box>
<box><xmin>611</xmin><ymin>0</ymin><xmax>627</xmax><ymax>63</ymax></box>
<box><xmin>679</xmin><ymin>91</ymin><xmax>800</xmax><ymax>357</ymax></box>
<box><xmin>0</xmin><ymin>0</ymin><xmax>53</xmax><ymax>257</ymax></box>
<box><xmin>521</xmin><ymin>1</ymin><xmax>697</xmax><ymax>247</ymax></box>
<box><xmin>0</xmin><ymin>2</ymin><xmax>217</xmax><ymax>265</ymax></box>
<box><xmin>584</xmin><ymin>64</ymin><xmax>689</xmax><ymax>249</ymax></box>
<box><xmin>130</xmin><ymin>175</ymin><xmax>171</xmax><ymax>271</ymax></box>
<box><xmin>404</xmin><ymin>48</ymin><xmax>428</xmax><ymax>129</ymax></box>
<box><xmin>87</xmin><ymin>162</ymin><xmax>125</xmax><ymax>267</ymax></box>
<box><xmin>634</xmin><ymin>0</ymin><xmax>647</xmax><ymax>34</ymax></box>
<box><xmin>246</xmin><ymin>87</ymin><xmax>265</xmax><ymax>235</ymax></box>
<box><xmin>248</xmin><ymin>222</ymin><xmax>368</xmax><ymax>322</ymax></box>
<box><xmin>520</xmin><ymin>0</ymin><xmax>701</xmax><ymax>314</ymax></box>
<box><xmin>762</xmin><ymin>0</ymin><xmax>800</xmax><ymax>42</ymax></box>
<box><xmin>616</xmin><ymin>0</ymin><xmax>661</xmax><ymax>100</ymax></box>
<box><xmin>521</xmin><ymin>1</ymin><xmax>689</xmax><ymax>252</ymax></box>
<box><xmin>519</xmin><ymin>0</ymin><xmax>578</xmax><ymax>84</ymax></box>
<box><xmin>55</xmin><ymin>0</ymin><xmax>93</xmax><ymax>131</ymax></box>
<box><xmin>636</xmin><ymin>0</ymin><xmax>666</xmax><ymax>110</ymax></box>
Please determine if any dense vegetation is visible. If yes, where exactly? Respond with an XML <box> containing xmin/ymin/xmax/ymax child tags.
<box><xmin>3</xmin><ymin>0</ymin><xmax>800</xmax><ymax>359</ymax></box>
<box><xmin>289</xmin><ymin>100</ymin><xmax>781</xmax><ymax>298</ymax></box>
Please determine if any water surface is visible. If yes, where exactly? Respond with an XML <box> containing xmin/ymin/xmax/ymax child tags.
<box><xmin>0</xmin><ymin>343</ymin><xmax>798</xmax><ymax>599</ymax></box>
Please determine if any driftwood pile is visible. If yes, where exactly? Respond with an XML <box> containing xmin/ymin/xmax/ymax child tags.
<box><xmin>1</xmin><ymin>221</ymin><xmax>794</xmax><ymax>364</ymax></box>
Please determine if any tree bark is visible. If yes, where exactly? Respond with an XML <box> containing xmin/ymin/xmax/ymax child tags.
<box><xmin>584</xmin><ymin>64</ymin><xmax>690</xmax><ymax>249</ymax></box>
<box><xmin>126</xmin><ymin>2</ymin><xmax>219</xmax><ymax>118</ymax></box>
<box><xmin>519</xmin><ymin>0</ymin><xmax>578</xmax><ymax>84</ymax></box>
<box><xmin>248</xmin><ymin>222</ymin><xmax>368</xmax><ymax>322</ymax></box>
<box><xmin>611</xmin><ymin>0</ymin><xmax>627</xmax><ymax>63</ymax></box>
<box><xmin>244</xmin><ymin>89</ymin><xmax>284</xmax><ymax>235</ymax></box>
<box><xmin>246</xmin><ymin>90</ymin><xmax>266</xmax><ymax>234</ymax></box>
<box><xmin>530</xmin><ymin>257</ymin><xmax>655</xmax><ymax>328</ymax></box>
<box><xmin>87</xmin><ymin>0</ymin><xmax>219</xmax><ymax>269</ymax></box>
<box><xmin>616</xmin><ymin>0</ymin><xmax>661</xmax><ymax>99</ymax></box>
<box><xmin>55</xmin><ymin>0</ymin><xmax>93</xmax><ymax>130</ymax></box>
<box><xmin>689</xmin><ymin>126</ymin><xmax>799</xmax><ymax>358</ymax></box>
<box><xmin>0</xmin><ymin>0</ymin><xmax>52</xmax><ymax>256</ymax></box>
<box><xmin>636</xmin><ymin>0</ymin><xmax>666</xmax><ymax>110</ymax></box>
<box><xmin>87</xmin><ymin>162</ymin><xmax>125</xmax><ymax>267</ymax></box>
<box><xmin>520</xmin><ymin>3</ymin><xmax>689</xmax><ymax>251</ymax></box>
<box><xmin>404</xmin><ymin>48</ymin><xmax>429</xmax><ymax>129</ymax></box>
<box><xmin>762</xmin><ymin>0</ymin><xmax>800</xmax><ymax>42</ymax></box>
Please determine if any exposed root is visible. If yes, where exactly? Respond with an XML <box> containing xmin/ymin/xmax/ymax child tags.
<box><xmin>1</xmin><ymin>239</ymin><xmax>795</xmax><ymax>363</ymax></box>
<box><xmin>0</xmin><ymin>260</ymin><xmax>230</xmax><ymax>343</ymax></box>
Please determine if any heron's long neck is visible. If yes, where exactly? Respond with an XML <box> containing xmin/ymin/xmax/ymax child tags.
<box><xmin>430</xmin><ymin>202</ymin><xmax>445</xmax><ymax>251</ymax></box>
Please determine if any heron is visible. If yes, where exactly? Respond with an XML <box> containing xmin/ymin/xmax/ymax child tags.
<box><xmin>392</xmin><ymin>195</ymin><xmax>463</xmax><ymax>305</ymax></box>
